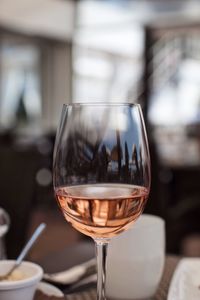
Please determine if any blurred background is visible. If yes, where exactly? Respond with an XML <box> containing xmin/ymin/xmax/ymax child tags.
<box><xmin>1</xmin><ymin>0</ymin><xmax>200</xmax><ymax>262</ymax></box>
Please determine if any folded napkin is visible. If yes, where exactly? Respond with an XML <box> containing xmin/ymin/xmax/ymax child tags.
<box><xmin>34</xmin><ymin>289</ymin><xmax>96</xmax><ymax>300</ymax></box>
<box><xmin>168</xmin><ymin>258</ymin><xmax>200</xmax><ymax>300</ymax></box>
<box><xmin>34</xmin><ymin>290</ymin><xmax>65</xmax><ymax>300</ymax></box>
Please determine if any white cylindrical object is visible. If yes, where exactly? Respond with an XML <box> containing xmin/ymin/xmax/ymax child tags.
<box><xmin>106</xmin><ymin>214</ymin><xmax>165</xmax><ymax>300</ymax></box>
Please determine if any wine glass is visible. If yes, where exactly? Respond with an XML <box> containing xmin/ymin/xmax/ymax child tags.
<box><xmin>53</xmin><ymin>103</ymin><xmax>151</xmax><ymax>300</ymax></box>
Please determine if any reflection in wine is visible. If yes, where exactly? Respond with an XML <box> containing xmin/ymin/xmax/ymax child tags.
<box><xmin>55</xmin><ymin>184</ymin><xmax>149</xmax><ymax>238</ymax></box>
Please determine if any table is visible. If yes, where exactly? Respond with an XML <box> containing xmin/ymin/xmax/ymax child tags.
<box><xmin>64</xmin><ymin>256</ymin><xmax>179</xmax><ymax>300</ymax></box>
<box><xmin>38</xmin><ymin>242</ymin><xmax>180</xmax><ymax>300</ymax></box>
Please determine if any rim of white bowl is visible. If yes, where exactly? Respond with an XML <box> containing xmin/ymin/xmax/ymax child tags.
<box><xmin>0</xmin><ymin>261</ymin><xmax>43</xmax><ymax>290</ymax></box>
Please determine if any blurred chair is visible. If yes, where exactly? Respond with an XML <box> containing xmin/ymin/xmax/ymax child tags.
<box><xmin>0</xmin><ymin>131</ymin><xmax>55</xmax><ymax>258</ymax></box>
<box><xmin>0</xmin><ymin>138</ymin><xmax>39</xmax><ymax>258</ymax></box>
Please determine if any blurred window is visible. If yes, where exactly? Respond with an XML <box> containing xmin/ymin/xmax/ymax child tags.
<box><xmin>147</xmin><ymin>29</ymin><xmax>200</xmax><ymax>166</ymax></box>
<box><xmin>0</xmin><ymin>39</ymin><xmax>41</xmax><ymax>129</ymax></box>
<box><xmin>72</xmin><ymin>1</ymin><xmax>144</xmax><ymax>103</ymax></box>
<box><xmin>149</xmin><ymin>32</ymin><xmax>200</xmax><ymax>126</ymax></box>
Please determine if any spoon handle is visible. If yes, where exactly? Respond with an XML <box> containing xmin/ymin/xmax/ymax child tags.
<box><xmin>16</xmin><ymin>223</ymin><xmax>46</xmax><ymax>266</ymax></box>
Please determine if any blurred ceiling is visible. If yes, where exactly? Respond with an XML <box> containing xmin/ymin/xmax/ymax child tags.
<box><xmin>0</xmin><ymin>0</ymin><xmax>75</xmax><ymax>40</ymax></box>
<box><xmin>0</xmin><ymin>0</ymin><xmax>200</xmax><ymax>41</ymax></box>
<box><xmin>77</xmin><ymin>0</ymin><xmax>200</xmax><ymax>28</ymax></box>
<box><xmin>73</xmin><ymin>0</ymin><xmax>200</xmax><ymax>58</ymax></box>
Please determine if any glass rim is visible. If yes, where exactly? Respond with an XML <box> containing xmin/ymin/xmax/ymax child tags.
<box><xmin>62</xmin><ymin>102</ymin><xmax>141</xmax><ymax>108</ymax></box>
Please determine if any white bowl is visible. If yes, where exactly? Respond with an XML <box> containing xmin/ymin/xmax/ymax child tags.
<box><xmin>0</xmin><ymin>260</ymin><xmax>43</xmax><ymax>300</ymax></box>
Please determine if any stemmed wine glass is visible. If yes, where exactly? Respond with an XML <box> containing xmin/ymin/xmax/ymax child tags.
<box><xmin>53</xmin><ymin>103</ymin><xmax>150</xmax><ymax>300</ymax></box>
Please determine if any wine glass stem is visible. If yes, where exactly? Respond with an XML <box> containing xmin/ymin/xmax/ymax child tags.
<box><xmin>95</xmin><ymin>239</ymin><xmax>110</xmax><ymax>300</ymax></box>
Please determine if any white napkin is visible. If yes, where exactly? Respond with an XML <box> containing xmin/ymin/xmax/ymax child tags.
<box><xmin>168</xmin><ymin>258</ymin><xmax>200</xmax><ymax>300</ymax></box>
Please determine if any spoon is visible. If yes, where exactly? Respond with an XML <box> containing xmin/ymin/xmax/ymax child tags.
<box><xmin>43</xmin><ymin>257</ymin><xmax>96</xmax><ymax>285</ymax></box>
<box><xmin>0</xmin><ymin>223</ymin><xmax>46</xmax><ymax>280</ymax></box>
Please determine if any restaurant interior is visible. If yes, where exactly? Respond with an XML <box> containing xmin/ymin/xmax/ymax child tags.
<box><xmin>1</xmin><ymin>0</ymin><xmax>200</xmax><ymax>297</ymax></box>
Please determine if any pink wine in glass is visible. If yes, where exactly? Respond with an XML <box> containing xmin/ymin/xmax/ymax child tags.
<box><xmin>55</xmin><ymin>184</ymin><xmax>149</xmax><ymax>239</ymax></box>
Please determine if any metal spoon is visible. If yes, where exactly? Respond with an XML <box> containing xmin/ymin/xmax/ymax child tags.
<box><xmin>0</xmin><ymin>223</ymin><xmax>46</xmax><ymax>280</ymax></box>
